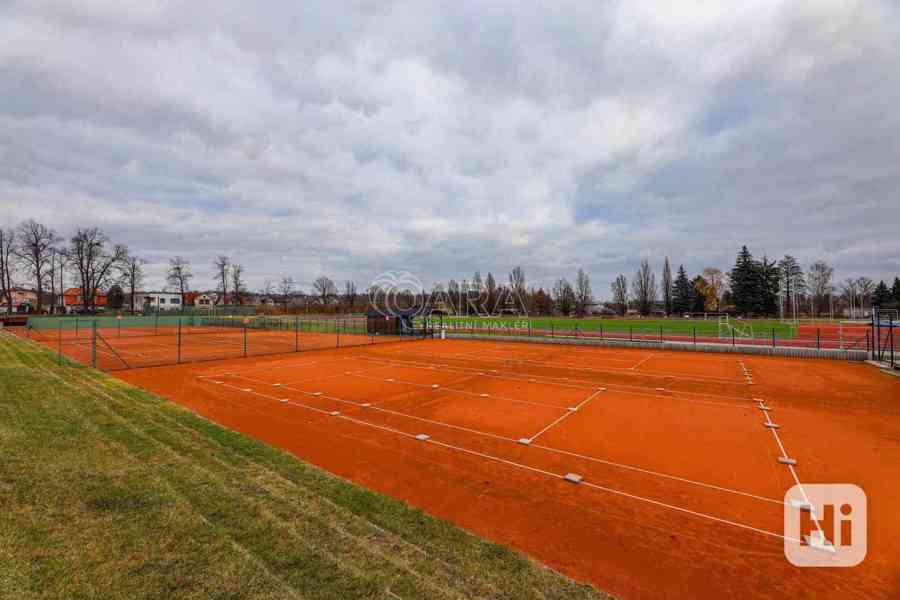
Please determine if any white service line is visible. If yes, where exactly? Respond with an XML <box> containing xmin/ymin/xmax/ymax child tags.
<box><xmin>527</xmin><ymin>389</ymin><xmax>604</xmax><ymax>443</ymax></box>
<box><xmin>630</xmin><ymin>353</ymin><xmax>656</xmax><ymax>371</ymax></box>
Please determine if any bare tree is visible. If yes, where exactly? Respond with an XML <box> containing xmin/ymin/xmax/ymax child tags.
<box><xmin>119</xmin><ymin>255</ymin><xmax>146</xmax><ymax>313</ymax></box>
<box><xmin>552</xmin><ymin>278</ymin><xmax>575</xmax><ymax>316</ymax></box>
<box><xmin>806</xmin><ymin>260</ymin><xmax>834</xmax><ymax>317</ymax></box>
<box><xmin>166</xmin><ymin>256</ymin><xmax>193</xmax><ymax>307</ymax></box>
<box><xmin>484</xmin><ymin>272</ymin><xmax>498</xmax><ymax>315</ymax></box>
<box><xmin>508</xmin><ymin>266</ymin><xmax>527</xmax><ymax>312</ymax></box>
<box><xmin>0</xmin><ymin>228</ymin><xmax>15</xmax><ymax>313</ymax></box>
<box><xmin>313</xmin><ymin>276</ymin><xmax>337</xmax><ymax>306</ymax></box>
<box><xmin>661</xmin><ymin>258</ymin><xmax>673</xmax><ymax>316</ymax></box>
<box><xmin>213</xmin><ymin>256</ymin><xmax>230</xmax><ymax>302</ymax></box>
<box><xmin>67</xmin><ymin>228</ymin><xmax>129</xmax><ymax>312</ymax></box>
<box><xmin>631</xmin><ymin>259</ymin><xmax>657</xmax><ymax>316</ymax></box>
<box><xmin>611</xmin><ymin>275</ymin><xmax>628</xmax><ymax>316</ymax></box>
<box><xmin>701</xmin><ymin>267</ymin><xmax>727</xmax><ymax>311</ymax></box>
<box><xmin>230</xmin><ymin>263</ymin><xmax>246</xmax><ymax>305</ymax></box>
<box><xmin>840</xmin><ymin>278</ymin><xmax>859</xmax><ymax>318</ymax></box>
<box><xmin>260</xmin><ymin>279</ymin><xmax>274</xmax><ymax>300</ymax></box>
<box><xmin>47</xmin><ymin>248</ymin><xmax>63</xmax><ymax>314</ymax></box>
<box><xmin>278</xmin><ymin>277</ymin><xmax>295</xmax><ymax>311</ymax></box>
<box><xmin>855</xmin><ymin>277</ymin><xmax>874</xmax><ymax>313</ymax></box>
<box><xmin>574</xmin><ymin>269</ymin><xmax>593</xmax><ymax>317</ymax></box>
<box><xmin>344</xmin><ymin>280</ymin><xmax>357</xmax><ymax>310</ymax></box>
<box><xmin>14</xmin><ymin>220</ymin><xmax>59</xmax><ymax>313</ymax></box>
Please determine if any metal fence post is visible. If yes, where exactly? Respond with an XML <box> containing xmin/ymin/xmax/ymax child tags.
<box><xmin>177</xmin><ymin>317</ymin><xmax>182</xmax><ymax>364</ymax></box>
<box><xmin>58</xmin><ymin>321</ymin><xmax>63</xmax><ymax>366</ymax></box>
<box><xmin>630</xmin><ymin>326</ymin><xmax>633</xmax><ymax>342</ymax></box>
<box><xmin>243</xmin><ymin>325</ymin><xmax>248</xmax><ymax>357</ymax></box>
<box><xmin>337</xmin><ymin>319</ymin><xmax>341</xmax><ymax>348</ymax></box>
<box><xmin>693</xmin><ymin>327</ymin><xmax>696</xmax><ymax>345</ymax></box>
<box><xmin>816</xmin><ymin>328</ymin><xmax>821</xmax><ymax>351</ymax></box>
<box><xmin>732</xmin><ymin>330</ymin><xmax>735</xmax><ymax>346</ymax></box>
<box><xmin>91</xmin><ymin>320</ymin><xmax>97</xmax><ymax>369</ymax></box>
<box><xmin>295</xmin><ymin>316</ymin><xmax>299</xmax><ymax>352</ymax></box>
<box><xmin>771</xmin><ymin>328</ymin><xmax>776</xmax><ymax>348</ymax></box>
<box><xmin>659</xmin><ymin>325</ymin><xmax>663</xmax><ymax>343</ymax></box>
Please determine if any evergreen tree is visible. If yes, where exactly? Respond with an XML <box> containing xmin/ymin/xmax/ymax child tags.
<box><xmin>892</xmin><ymin>277</ymin><xmax>900</xmax><ymax>306</ymax></box>
<box><xmin>730</xmin><ymin>246</ymin><xmax>759</xmax><ymax>316</ymax></box>
<box><xmin>758</xmin><ymin>255</ymin><xmax>780</xmax><ymax>316</ymax></box>
<box><xmin>672</xmin><ymin>265</ymin><xmax>693</xmax><ymax>314</ymax></box>
<box><xmin>107</xmin><ymin>284</ymin><xmax>125</xmax><ymax>310</ymax></box>
<box><xmin>873</xmin><ymin>280</ymin><xmax>891</xmax><ymax>307</ymax></box>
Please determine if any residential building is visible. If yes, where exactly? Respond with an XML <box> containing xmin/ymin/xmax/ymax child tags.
<box><xmin>0</xmin><ymin>288</ymin><xmax>38</xmax><ymax>314</ymax></box>
<box><xmin>184</xmin><ymin>292</ymin><xmax>214</xmax><ymax>308</ymax></box>
<box><xmin>62</xmin><ymin>288</ymin><xmax>108</xmax><ymax>313</ymax></box>
<box><xmin>133</xmin><ymin>291</ymin><xmax>184</xmax><ymax>312</ymax></box>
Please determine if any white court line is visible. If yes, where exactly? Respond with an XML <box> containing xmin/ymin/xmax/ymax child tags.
<box><xmin>527</xmin><ymin>389</ymin><xmax>603</xmax><ymax>443</ymax></box>
<box><xmin>219</xmin><ymin>364</ymin><xmax>388</xmax><ymax>389</ymax></box>
<box><xmin>630</xmin><ymin>353</ymin><xmax>656</xmax><ymax>371</ymax></box>
<box><xmin>201</xmin><ymin>374</ymin><xmax>785</xmax><ymax>507</ymax></box>
<box><xmin>246</xmin><ymin>376</ymin><xmax>521</xmax><ymax>445</ymax></box>
<box><xmin>211</xmin><ymin>379</ymin><xmax>792</xmax><ymax>543</ymax></box>
<box><xmin>418</xmin><ymin>348</ymin><xmax>747</xmax><ymax>385</ymax></box>
<box><xmin>758</xmin><ymin>399</ymin><xmax>826</xmax><ymax>541</ymax></box>
<box><xmin>350</xmin><ymin>372</ymin><xmax>572</xmax><ymax>412</ymax></box>
<box><xmin>358</xmin><ymin>355</ymin><xmax>758</xmax><ymax>405</ymax></box>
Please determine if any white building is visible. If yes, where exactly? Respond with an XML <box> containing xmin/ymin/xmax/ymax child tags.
<box><xmin>134</xmin><ymin>291</ymin><xmax>184</xmax><ymax>312</ymax></box>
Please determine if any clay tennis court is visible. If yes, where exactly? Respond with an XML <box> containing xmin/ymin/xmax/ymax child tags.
<box><xmin>105</xmin><ymin>338</ymin><xmax>899</xmax><ymax>598</ymax></box>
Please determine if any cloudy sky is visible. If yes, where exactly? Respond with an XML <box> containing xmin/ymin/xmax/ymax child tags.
<box><xmin>1</xmin><ymin>0</ymin><xmax>899</xmax><ymax>296</ymax></box>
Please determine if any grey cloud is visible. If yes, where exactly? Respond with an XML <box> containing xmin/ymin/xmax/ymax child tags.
<box><xmin>1</xmin><ymin>0</ymin><xmax>899</xmax><ymax>297</ymax></box>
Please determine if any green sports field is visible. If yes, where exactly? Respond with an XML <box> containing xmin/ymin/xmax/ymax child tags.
<box><xmin>442</xmin><ymin>315</ymin><xmax>798</xmax><ymax>339</ymax></box>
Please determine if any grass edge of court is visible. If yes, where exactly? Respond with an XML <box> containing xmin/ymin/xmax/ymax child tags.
<box><xmin>0</xmin><ymin>332</ymin><xmax>609</xmax><ymax>600</ymax></box>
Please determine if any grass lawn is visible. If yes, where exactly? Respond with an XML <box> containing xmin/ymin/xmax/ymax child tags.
<box><xmin>443</xmin><ymin>315</ymin><xmax>798</xmax><ymax>338</ymax></box>
<box><xmin>0</xmin><ymin>333</ymin><xmax>606</xmax><ymax>600</ymax></box>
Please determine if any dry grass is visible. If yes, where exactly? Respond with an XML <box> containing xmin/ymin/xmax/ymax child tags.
<box><xmin>0</xmin><ymin>332</ymin><xmax>609</xmax><ymax>600</ymax></box>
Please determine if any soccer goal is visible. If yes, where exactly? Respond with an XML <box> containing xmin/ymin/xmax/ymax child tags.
<box><xmin>717</xmin><ymin>314</ymin><xmax>754</xmax><ymax>339</ymax></box>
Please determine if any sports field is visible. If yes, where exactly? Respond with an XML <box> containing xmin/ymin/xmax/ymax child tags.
<box><xmin>443</xmin><ymin>316</ymin><xmax>873</xmax><ymax>350</ymax></box>
<box><xmin>96</xmin><ymin>336</ymin><xmax>899</xmax><ymax>599</ymax></box>
<box><xmin>0</xmin><ymin>333</ymin><xmax>603</xmax><ymax>600</ymax></box>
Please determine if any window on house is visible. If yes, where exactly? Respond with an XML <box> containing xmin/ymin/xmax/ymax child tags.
<box><xmin>171</xmin><ymin>298</ymin><xmax>180</xmax><ymax>304</ymax></box>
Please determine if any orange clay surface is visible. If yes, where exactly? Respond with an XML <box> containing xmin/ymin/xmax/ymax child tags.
<box><xmin>105</xmin><ymin>339</ymin><xmax>900</xmax><ymax>599</ymax></box>
<box><xmin>20</xmin><ymin>326</ymin><xmax>394</xmax><ymax>370</ymax></box>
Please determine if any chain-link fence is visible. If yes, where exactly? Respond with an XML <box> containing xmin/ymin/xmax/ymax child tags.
<box><xmin>24</xmin><ymin>314</ymin><xmax>432</xmax><ymax>371</ymax></box>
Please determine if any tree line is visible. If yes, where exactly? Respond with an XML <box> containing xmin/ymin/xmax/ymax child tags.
<box><xmin>608</xmin><ymin>247</ymin><xmax>900</xmax><ymax>318</ymax></box>
<box><xmin>2</xmin><ymin>219</ymin><xmax>898</xmax><ymax>318</ymax></box>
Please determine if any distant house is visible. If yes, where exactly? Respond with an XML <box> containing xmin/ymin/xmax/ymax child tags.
<box><xmin>62</xmin><ymin>287</ymin><xmax>108</xmax><ymax>313</ymax></box>
<box><xmin>133</xmin><ymin>291</ymin><xmax>183</xmax><ymax>312</ymax></box>
<box><xmin>0</xmin><ymin>288</ymin><xmax>38</xmax><ymax>314</ymax></box>
<box><xmin>184</xmin><ymin>292</ymin><xmax>214</xmax><ymax>308</ymax></box>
